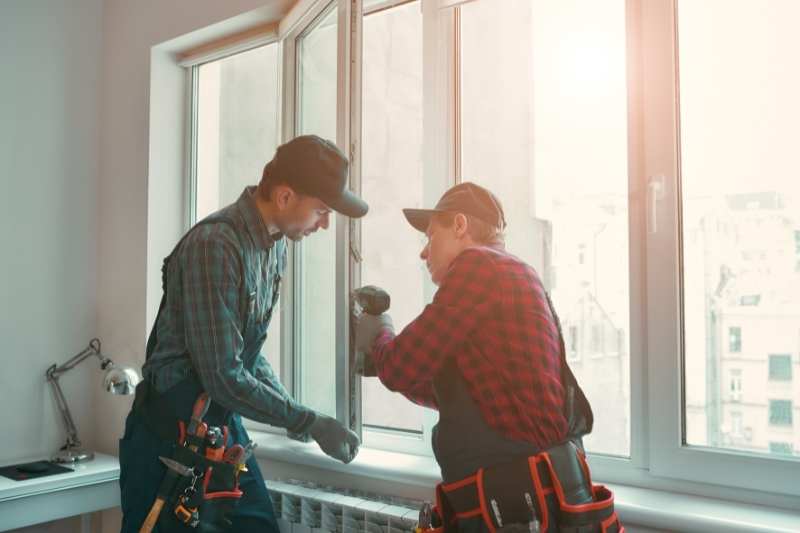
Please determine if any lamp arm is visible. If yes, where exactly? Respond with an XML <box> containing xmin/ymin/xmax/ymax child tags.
<box><xmin>46</xmin><ymin>338</ymin><xmax>108</xmax><ymax>379</ymax></box>
<box><xmin>47</xmin><ymin>373</ymin><xmax>81</xmax><ymax>448</ymax></box>
<box><xmin>44</xmin><ymin>338</ymin><xmax>106</xmax><ymax>450</ymax></box>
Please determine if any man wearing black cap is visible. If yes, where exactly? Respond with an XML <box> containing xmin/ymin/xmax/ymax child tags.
<box><xmin>120</xmin><ymin>135</ymin><xmax>366</xmax><ymax>533</ymax></box>
<box><xmin>355</xmin><ymin>182</ymin><xmax>608</xmax><ymax>532</ymax></box>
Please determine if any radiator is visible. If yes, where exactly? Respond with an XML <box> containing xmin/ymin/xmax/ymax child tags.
<box><xmin>268</xmin><ymin>479</ymin><xmax>423</xmax><ymax>533</ymax></box>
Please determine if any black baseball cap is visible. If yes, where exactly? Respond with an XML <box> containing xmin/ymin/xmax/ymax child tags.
<box><xmin>266</xmin><ymin>135</ymin><xmax>368</xmax><ymax>218</ymax></box>
<box><xmin>402</xmin><ymin>182</ymin><xmax>506</xmax><ymax>233</ymax></box>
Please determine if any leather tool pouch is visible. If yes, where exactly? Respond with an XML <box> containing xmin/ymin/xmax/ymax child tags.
<box><xmin>168</xmin><ymin>441</ymin><xmax>243</xmax><ymax>532</ymax></box>
<box><xmin>437</xmin><ymin>442</ymin><xmax>623</xmax><ymax>533</ymax></box>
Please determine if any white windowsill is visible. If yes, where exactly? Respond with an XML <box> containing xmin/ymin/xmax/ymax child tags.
<box><xmin>251</xmin><ymin>432</ymin><xmax>800</xmax><ymax>533</ymax></box>
<box><xmin>252</xmin><ymin>430</ymin><xmax>440</xmax><ymax>489</ymax></box>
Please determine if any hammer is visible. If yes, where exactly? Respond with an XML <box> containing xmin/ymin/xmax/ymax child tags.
<box><xmin>139</xmin><ymin>456</ymin><xmax>195</xmax><ymax>533</ymax></box>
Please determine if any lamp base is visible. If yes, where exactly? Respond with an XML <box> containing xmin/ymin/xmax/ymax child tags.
<box><xmin>52</xmin><ymin>448</ymin><xmax>95</xmax><ymax>463</ymax></box>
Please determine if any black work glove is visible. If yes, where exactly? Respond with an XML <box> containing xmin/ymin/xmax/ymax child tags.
<box><xmin>307</xmin><ymin>413</ymin><xmax>360</xmax><ymax>464</ymax></box>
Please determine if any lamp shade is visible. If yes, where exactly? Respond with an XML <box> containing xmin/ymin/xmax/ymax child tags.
<box><xmin>103</xmin><ymin>364</ymin><xmax>141</xmax><ymax>395</ymax></box>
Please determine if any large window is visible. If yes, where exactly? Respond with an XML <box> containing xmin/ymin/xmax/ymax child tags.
<box><xmin>180</xmin><ymin>0</ymin><xmax>800</xmax><ymax>505</ymax></box>
<box><xmin>459</xmin><ymin>0</ymin><xmax>630</xmax><ymax>457</ymax></box>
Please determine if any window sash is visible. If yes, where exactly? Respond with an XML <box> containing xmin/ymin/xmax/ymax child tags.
<box><xmin>182</xmin><ymin>0</ymin><xmax>800</xmax><ymax>500</ymax></box>
<box><xmin>639</xmin><ymin>0</ymin><xmax>800</xmax><ymax>496</ymax></box>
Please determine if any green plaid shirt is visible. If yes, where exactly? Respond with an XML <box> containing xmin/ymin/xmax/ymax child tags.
<box><xmin>142</xmin><ymin>186</ymin><xmax>313</xmax><ymax>433</ymax></box>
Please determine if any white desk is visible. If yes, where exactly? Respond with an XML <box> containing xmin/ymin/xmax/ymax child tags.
<box><xmin>0</xmin><ymin>453</ymin><xmax>120</xmax><ymax>532</ymax></box>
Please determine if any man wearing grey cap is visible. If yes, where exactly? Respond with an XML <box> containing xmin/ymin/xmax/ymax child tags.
<box><xmin>354</xmin><ymin>182</ymin><xmax>614</xmax><ymax>533</ymax></box>
<box><xmin>120</xmin><ymin>135</ymin><xmax>366</xmax><ymax>533</ymax></box>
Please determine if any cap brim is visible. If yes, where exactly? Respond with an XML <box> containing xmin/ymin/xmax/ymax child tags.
<box><xmin>326</xmin><ymin>190</ymin><xmax>369</xmax><ymax>218</ymax></box>
<box><xmin>402</xmin><ymin>208</ymin><xmax>437</xmax><ymax>233</ymax></box>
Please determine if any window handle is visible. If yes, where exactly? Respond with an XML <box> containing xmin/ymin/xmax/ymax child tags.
<box><xmin>647</xmin><ymin>175</ymin><xmax>665</xmax><ymax>234</ymax></box>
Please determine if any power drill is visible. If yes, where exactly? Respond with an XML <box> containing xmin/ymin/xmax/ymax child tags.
<box><xmin>351</xmin><ymin>285</ymin><xmax>390</xmax><ymax>377</ymax></box>
<box><xmin>352</xmin><ymin>285</ymin><xmax>391</xmax><ymax>316</ymax></box>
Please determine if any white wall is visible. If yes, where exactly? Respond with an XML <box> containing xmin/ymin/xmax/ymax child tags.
<box><xmin>0</xmin><ymin>0</ymin><xmax>103</xmax><ymax>467</ymax></box>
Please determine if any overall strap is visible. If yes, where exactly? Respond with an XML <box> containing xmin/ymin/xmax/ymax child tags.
<box><xmin>145</xmin><ymin>217</ymin><xmax>241</xmax><ymax>361</ymax></box>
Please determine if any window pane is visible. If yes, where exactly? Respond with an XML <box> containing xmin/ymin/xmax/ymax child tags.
<box><xmin>460</xmin><ymin>0</ymin><xmax>630</xmax><ymax>457</ymax></box>
<box><xmin>679</xmin><ymin>0</ymin><xmax>800</xmax><ymax>458</ymax></box>
<box><xmin>297</xmin><ymin>6</ymin><xmax>338</xmax><ymax>417</ymax></box>
<box><xmin>195</xmin><ymin>44</ymin><xmax>282</xmax><ymax>375</ymax></box>
<box><xmin>768</xmin><ymin>355</ymin><xmax>792</xmax><ymax>382</ymax></box>
<box><xmin>770</xmin><ymin>442</ymin><xmax>793</xmax><ymax>455</ymax></box>
<box><xmin>768</xmin><ymin>400</ymin><xmax>793</xmax><ymax>427</ymax></box>
<box><xmin>360</xmin><ymin>1</ymin><xmax>426</xmax><ymax>433</ymax></box>
<box><xmin>728</xmin><ymin>326</ymin><xmax>741</xmax><ymax>353</ymax></box>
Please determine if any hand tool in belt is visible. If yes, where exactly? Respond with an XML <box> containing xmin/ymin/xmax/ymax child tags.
<box><xmin>173</xmin><ymin>465</ymin><xmax>204</xmax><ymax>528</ymax></box>
<box><xmin>414</xmin><ymin>502</ymin><xmax>432</xmax><ymax>533</ymax></box>
<box><xmin>139</xmin><ymin>456</ymin><xmax>196</xmax><ymax>533</ymax></box>
<box><xmin>186</xmin><ymin>393</ymin><xmax>211</xmax><ymax>452</ymax></box>
<box><xmin>205</xmin><ymin>426</ymin><xmax>224</xmax><ymax>461</ymax></box>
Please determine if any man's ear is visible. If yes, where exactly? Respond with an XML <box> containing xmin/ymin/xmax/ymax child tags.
<box><xmin>273</xmin><ymin>184</ymin><xmax>296</xmax><ymax>210</ymax></box>
<box><xmin>453</xmin><ymin>213</ymin><xmax>469</xmax><ymax>238</ymax></box>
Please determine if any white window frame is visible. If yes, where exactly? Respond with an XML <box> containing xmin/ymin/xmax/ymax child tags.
<box><xmin>179</xmin><ymin>0</ymin><xmax>800</xmax><ymax>507</ymax></box>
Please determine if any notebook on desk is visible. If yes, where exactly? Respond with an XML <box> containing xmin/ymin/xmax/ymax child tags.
<box><xmin>0</xmin><ymin>461</ymin><xmax>73</xmax><ymax>481</ymax></box>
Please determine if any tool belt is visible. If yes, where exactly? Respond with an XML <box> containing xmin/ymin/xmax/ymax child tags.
<box><xmin>428</xmin><ymin>441</ymin><xmax>622</xmax><ymax>533</ymax></box>
<box><xmin>133</xmin><ymin>382</ymin><xmax>247</xmax><ymax>531</ymax></box>
<box><xmin>167</xmin><ymin>419</ymin><xmax>246</xmax><ymax>531</ymax></box>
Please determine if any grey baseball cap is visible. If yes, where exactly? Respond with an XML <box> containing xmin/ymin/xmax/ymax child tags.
<box><xmin>266</xmin><ymin>135</ymin><xmax>368</xmax><ymax>218</ymax></box>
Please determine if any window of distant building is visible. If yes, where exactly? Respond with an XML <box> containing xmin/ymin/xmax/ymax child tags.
<box><xmin>590</xmin><ymin>324</ymin><xmax>603</xmax><ymax>357</ymax></box>
<box><xmin>739</xmin><ymin>294</ymin><xmax>761</xmax><ymax>306</ymax></box>
<box><xmin>729</xmin><ymin>369</ymin><xmax>743</xmax><ymax>402</ymax></box>
<box><xmin>567</xmin><ymin>325</ymin><xmax>580</xmax><ymax>362</ymax></box>
<box><xmin>728</xmin><ymin>326</ymin><xmax>741</xmax><ymax>353</ymax></box>
<box><xmin>768</xmin><ymin>354</ymin><xmax>792</xmax><ymax>381</ymax></box>
<box><xmin>730</xmin><ymin>411</ymin><xmax>743</xmax><ymax>436</ymax></box>
<box><xmin>769</xmin><ymin>442</ymin><xmax>793</xmax><ymax>455</ymax></box>
<box><xmin>768</xmin><ymin>400</ymin><xmax>793</xmax><ymax>426</ymax></box>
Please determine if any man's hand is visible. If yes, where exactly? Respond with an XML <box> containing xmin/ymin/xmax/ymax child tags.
<box><xmin>354</xmin><ymin>313</ymin><xmax>394</xmax><ymax>376</ymax></box>
<box><xmin>308</xmin><ymin>414</ymin><xmax>360</xmax><ymax>464</ymax></box>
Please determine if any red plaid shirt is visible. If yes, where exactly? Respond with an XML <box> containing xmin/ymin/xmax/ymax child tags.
<box><xmin>372</xmin><ymin>246</ymin><xmax>568</xmax><ymax>447</ymax></box>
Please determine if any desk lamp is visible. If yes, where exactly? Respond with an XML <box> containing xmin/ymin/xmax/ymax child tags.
<box><xmin>45</xmin><ymin>338</ymin><xmax>141</xmax><ymax>463</ymax></box>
